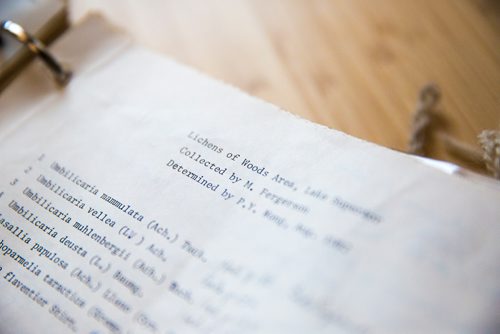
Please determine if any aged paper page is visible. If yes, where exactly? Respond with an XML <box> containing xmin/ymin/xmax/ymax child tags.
<box><xmin>1</xmin><ymin>16</ymin><xmax>499</xmax><ymax>334</ymax></box>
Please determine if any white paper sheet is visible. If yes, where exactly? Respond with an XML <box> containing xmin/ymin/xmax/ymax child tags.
<box><xmin>0</xmin><ymin>16</ymin><xmax>499</xmax><ymax>334</ymax></box>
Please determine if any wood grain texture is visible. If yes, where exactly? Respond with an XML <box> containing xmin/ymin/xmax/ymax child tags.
<box><xmin>72</xmin><ymin>0</ymin><xmax>500</xmax><ymax>171</ymax></box>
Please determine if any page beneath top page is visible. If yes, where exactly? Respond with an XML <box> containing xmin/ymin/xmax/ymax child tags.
<box><xmin>0</xmin><ymin>15</ymin><xmax>499</xmax><ymax>334</ymax></box>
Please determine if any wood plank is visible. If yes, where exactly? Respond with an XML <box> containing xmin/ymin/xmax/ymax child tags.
<box><xmin>72</xmin><ymin>0</ymin><xmax>500</xmax><ymax>173</ymax></box>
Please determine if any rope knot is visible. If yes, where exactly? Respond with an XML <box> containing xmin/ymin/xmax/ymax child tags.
<box><xmin>408</xmin><ymin>83</ymin><xmax>441</xmax><ymax>155</ymax></box>
<box><xmin>479</xmin><ymin>130</ymin><xmax>500</xmax><ymax>179</ymax></box>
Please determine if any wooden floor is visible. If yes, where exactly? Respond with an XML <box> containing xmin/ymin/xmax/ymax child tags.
<box><xmin>72</xmin><ymin>0</ymin><xmax>500</xmax><ymax>172</ymax></box>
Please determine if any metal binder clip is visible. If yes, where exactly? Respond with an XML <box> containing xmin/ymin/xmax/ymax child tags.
<box><xmin>1</xmin><ymin>20</ymin><xmax>71</xmax><ymax>86</ymax></box>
